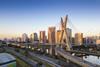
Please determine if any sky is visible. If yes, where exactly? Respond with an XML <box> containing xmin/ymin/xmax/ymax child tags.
<box><xmin>0</xmin><ymin>0</ymin><xmax>100</xmax><ymax>38</ymax></box>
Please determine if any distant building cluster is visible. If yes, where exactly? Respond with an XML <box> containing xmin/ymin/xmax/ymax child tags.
<box><xmin>84</xmin><ymin>35</ymin><xmax>100</xmax><ymax>45</ymax></box>
<box><xmin>2</xmin><ymin>15</ymin><xmax>100</xmax><ymax>46</ymax></box>
<box><xmin>4</xmin><ymin>32</ymin><xmax>99</xmax><ymax>46</ymax></box>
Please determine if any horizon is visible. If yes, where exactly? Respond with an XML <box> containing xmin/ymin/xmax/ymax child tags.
<box><xmin>0</xmin><ymin>0</ymin><xmax>100</xmax><ymax>39</ymax></box>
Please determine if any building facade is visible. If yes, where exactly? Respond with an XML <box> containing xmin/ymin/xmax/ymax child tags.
<box><xmin>75</xmin><ymin>33</ymin><xmax>83</xmax><ymax>45</ymax></box>
<box><xmin>56</xmin><ymin>28</ymin><xmax>72</xmax><ymax>44</ymax></box>
<box><xmin>22</xmin><ymin>33</ymin><xmax>29</xmax><ymax>42</ymax></box>
<box><xmin>48</xmin><ymin>27</ymin><xmax>56</xmax><ymax>44</ymax></box>
<box><xmin>96</xmin><ymin>39</ymin><xmax>100</xmax><ymax>45</ymax></box>
<box><xmin>39</xmin><ymin>31</ymin><xmax>46</xmax><ymax>43</ymax></box>
<box><xmin>56</xmin><ymin>30</ymin><xmax>62</xmax><ymax>44</ymax></box>
<box><xmin>67</xmin><ymin>28</ymin><xmax>72</xmax><ymax>45</ymax></box>
<box><xmin>30</xmin><ymin>33</ymin><xmax>38</xmax><ymax>43</ymax></box>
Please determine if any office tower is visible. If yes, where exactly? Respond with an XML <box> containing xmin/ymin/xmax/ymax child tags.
<box><xmin>30</xmin><ymin>33</ymin><xmax>38</xmax><ymax>43</ymax></box>
<box><xmin>22</xmin><ymin>33</ymin><xmax>28</xmax><ymax>42</ymax></box>
<box><xmin>30</xmin><ymin>34</ymin><xmax>33</xmax><ymax>42</ymax></box>
<box><xmin>96</xmin><ymin>39</ymin><xmax>100</xmax><ymax>45</ymax></box>
<box><xmin>83</xmin><ymin>37</ymin><xmax>86</xmax><ymax>44</ymax></box>
<box><xmin>72</xmin><ymin>37</ymin><xmax>75</xmax><ymax>45</ymax></box>
<box><xmin>56</xmin><ymin>30</ymin><xmax>62</xmax><ymax>44</ymax></box>
<box><xmin>67</xmin><ymin>28</ymin><xmax>72</xmax><ymax>44</ymax></box>
<box><xmin>33</xmin><ymin>33</ymin><xmax>38</xmax><ymax>41</ymax></box>
<box><xmin>45</xmin><ymin>36</ymin><xmax>48</xmax><ymax>43</ymax></box>
<box><xmin>56</xmin><ymin>28</ymin><xmax>72</xmax><ymax>43</ymax></box>
<box><xmin>48</xmin><ymin>27</ymin><xmax>56</xmax><ymax>44</ymax></box>
<box><xmin>75</xmin><ymin>33</ymin><xmax>83</xmax><ymax>45</ymax></box>
<box><xmin>39</xmin><ymin>31</ymin><xmax>46</xmax><ymax>43</ymax></box>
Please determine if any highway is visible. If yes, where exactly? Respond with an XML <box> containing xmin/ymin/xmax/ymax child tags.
<box><xmin>5</xmin><ymin>43</ymin><xmax>100</xmax><ymax>67</ymax></box>
<box><xmin>4</xmin><ymin>46</ymin><xmax>61</xmax><ymax>67</ymax></box>
<box><xmin>66</xmin><ymin>50</ymin><xmax>100</xmax><ymax>56</ymax></box>
<box><xmin>55</xmin><ymin>47</ymin><xmax>100</xmax><ymax>67</ymax></box>
<box><xmin>4</xmin><ymin>47</ymin><xmax>38</xmax><ymax>67</ymax></box>
<box><xmin>29</xmin><ymin>52</ymin><xmax>61</xmax><ymax>67</ymax></box>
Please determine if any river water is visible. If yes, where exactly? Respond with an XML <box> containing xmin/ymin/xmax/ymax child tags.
<box><xmin>83</xmin><ymin>55</ymin><xmax>100</xmax><ymax>65</ymax></box>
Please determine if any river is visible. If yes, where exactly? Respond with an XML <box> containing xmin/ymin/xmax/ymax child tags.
<box><xmin>83</xmin><ymin>55</ymin><xmax>100</xmax><ymax>65</ymax></box>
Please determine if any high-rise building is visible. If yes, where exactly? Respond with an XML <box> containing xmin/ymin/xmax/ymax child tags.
<box><xmin>56</xmin><ymin>30</ymin><xmax>62</xmax><ymax>44</ymax></box>
<box><xmin>39</xmin><ymin>31</ymin><xmax>46</xmax><ymax>43</ymax></box>
<box><xmin>96</xmin><ymin>39</ymin><xmax>100</xmax><ymax>45</ymax></box>
<box><xmin>48</xmin><ymin>27</ymin><xmax>56</xmax><ymax>44</ymax></box>
<box><xmin>75</xmin><ymin>33</ymin><xmax>83</xmax><ymax>45</ymax></box>
<box><xmin>56</xmin><ymin>28</ymin><xmax>72</xmax><ymax>44</ymax></box>
<box><xmin>22</xmin><ymin>33</ymin><xmax>28</xmax><ymax>42</ymax></box>
<box><xmin>72</xmin><ymin>37</ymin><xmax>75</xmax><ymax>45</ymax></box>
<box><xmin>33</xmin><ymin>33</ymin><xmax>38</xmax><ymax>41</ymax></box>
<box><xmin>30</xmin><ymin>34</ymin><xmax>33</xmax><ymax>42</ymax></box>
<box><xmin>30</xmin><ymin>33</ymin><xmax>38</xmax><ymax>43</ymax></box>
<box><xmin>67</xmin><ymin>28</ymin><xmax>72</xmax><ymax>44</ymax></box>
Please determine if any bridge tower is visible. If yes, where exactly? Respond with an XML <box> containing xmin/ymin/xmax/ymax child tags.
<box><xmin>60</xmin><ymin>15</ymin><xmax>71</xmax><ymax>50</ymax></box>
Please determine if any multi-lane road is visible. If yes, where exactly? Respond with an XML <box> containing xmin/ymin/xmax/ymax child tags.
<box><xmin>4</xmin><ymin>46</ymin><xmax>61</xmax><ymax>67</ymax></box>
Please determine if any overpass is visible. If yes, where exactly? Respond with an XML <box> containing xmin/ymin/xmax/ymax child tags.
<box><xmin>8</xmin><ymin>42</ymin><xmax>57</xmax><ymax>56</ymax></box>
<box><xmin>6</xmin><ymin>42</ymin><xmax>100</xmax><ymax>67</ymax></box>
<box><xmin>55</xmin><ymin>47</ymin><xmax>99</xmax><ymax>67</ymax></box>
<box><xmin>4</xmin><ymin>46</ymin><xmax>61</xmax><ymax>67</ymax></box>
<box><xmin>4</xmin><ymin>47</ymin><xmax>38</xmax><ymax>67</ymax></box>
<box><xmin>28</xmin><ymin>52</ymin><xmax>61</xmax><ymax>67</ymax></box>
<box><xmin>66</xmin><ymin>50</ymin><xmax>100</xmax><ymax>56</ymax></box>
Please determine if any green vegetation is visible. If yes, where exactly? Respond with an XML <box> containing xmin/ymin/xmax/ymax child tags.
<box><xmin>1</xmin><ymin>44</ymin><xmax>55</xmax><ymax>67</ymax></box>
<box><xmin>8</xmin><ymin>62</ymin><xmax>16</xmax><ymax>67</ymax></box>
<box><xmin>16</xmin><ymin>58</ymin><xmax>31</xmax><ymax>67</ymax></box>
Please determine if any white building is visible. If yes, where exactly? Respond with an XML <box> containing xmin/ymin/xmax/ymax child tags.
<box><xmin>22</xmin><ymin>33</ymin><xmax>28</xmax><ymax>42</ymax></box>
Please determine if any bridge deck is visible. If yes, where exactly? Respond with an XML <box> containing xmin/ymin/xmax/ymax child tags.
<box><xmin>4</xmin><ymin>47</ymin><xmax>38</xmax><ymax>67</ymax></box>
<box><xmin>66</xmin><ymin>50</ymin><xmax>100</xmax><ymax>56</ymax></box>
<box><xmin>55</xmin><ymin>47</ymin><xmax>98</xmax><ymax>67</ymax></box>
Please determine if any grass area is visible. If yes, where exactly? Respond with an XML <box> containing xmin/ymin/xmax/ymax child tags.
<box><xmin>5</xmin><ymin>50</ymin><xmax>52</xmax><ymax>67</ymax></box>
<box><xmin>1</xmin><ymin>45</ymin><xmax>55</xmax><ymax>67</ymax></box>
<box><xmin>16</xmin><ymin>57</ymin><xmax>31</xmax><ymax>67</ymax></box>
<box><xmin>45</xmin><ymin>63</ymin><xmax>53</xmax><ymax>67</ymax></box>
<box><xmin>4</xmin><ymin>50</ymin><xmax>32</xmax><ymax>67</ymax></box>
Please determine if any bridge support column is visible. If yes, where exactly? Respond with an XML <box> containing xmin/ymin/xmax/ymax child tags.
<box><xmin>40</xmin><ymin>46</ymin><xmax>46</xmax><ymax>53</ymax></box>
<box><xmin>48</xmin><ymin>45</ymin><xmax>56</xmax><ymax>56</ymax></box>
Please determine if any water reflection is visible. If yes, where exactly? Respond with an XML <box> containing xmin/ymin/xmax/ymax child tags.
<box><xmin>83</xmin><ymin>55</ymin><xmax>100</xmax><ymax>65</ymax></box>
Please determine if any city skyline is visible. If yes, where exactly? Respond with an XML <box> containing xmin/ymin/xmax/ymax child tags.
<box><xmin>0</xmin><ymin>0</ymin><xmax>100</xmax><ymax>39</ymax></box>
